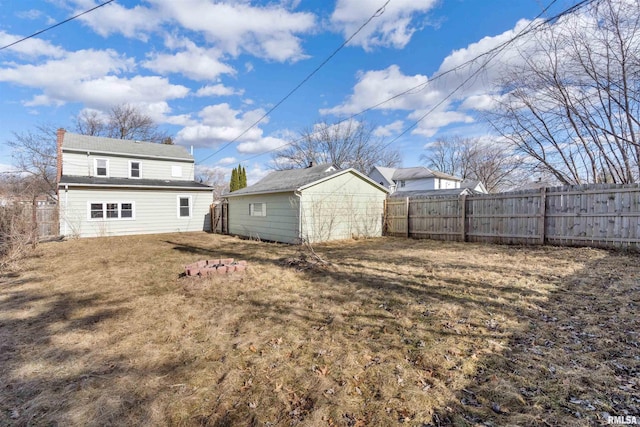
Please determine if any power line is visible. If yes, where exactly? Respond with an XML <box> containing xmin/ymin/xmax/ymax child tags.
<box><xmin>196</xmin><ymin>0</ymin><xmax>391</xmax><ymax>165</ymax></box>
<box><xmin>220</xmin><ymin>0</ymin><xmax>594</xmax><ymax>169</ymax></box>
<box><xmin>0</xmin><ymin>0</ymin><xmax>116</xmax><ymax>52</ymax></box>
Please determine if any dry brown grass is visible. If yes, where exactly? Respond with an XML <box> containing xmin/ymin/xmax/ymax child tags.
<box><xmin>0</xmin><ymin>233</ymin><xmax>638</xmax><ymax>426</ymax></box>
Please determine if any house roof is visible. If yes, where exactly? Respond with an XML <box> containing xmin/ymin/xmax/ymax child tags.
<box><xmin>58</xmin><ymin>175</ymin><xmax>213</xmax><ymax>190</ymax></box>
<box><xmin>461</xmin><ymin>179</ymin><xmax>488</xmax><ymax>193</ymax></box>
<box><xmin>226</xmin><ymin>163</ymin><xmax>387</xmax><ymax>197</ymax></box>
<box><xmin>370</xmin><ymin>166</ymin><xmax>396</xmax><ymax>185</ymax></box>
<box><xmin>391</xmin><ymin>167</ymin><xmax>462</xmax><ymax>181</ymax></box>
<box><xmin>62</xmin><ymin>132</ymin><xmax>193</xmax><ymax>161</ymax></box>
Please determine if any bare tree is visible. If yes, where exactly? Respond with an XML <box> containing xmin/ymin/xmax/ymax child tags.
<box><xmin>487</xmin><ymin>0</ymin><xmax>640</xmax><ymax>184</ymax></box>
<box><xmin>196</xmin><ymin>167</ymin><xmax>229</xmax><ymax>200</ymax></box>
<box><xmin>272</xmin><ymin>119</ymin><xmax>401</xmax><ymax>173</ymax></box>
<box><xmin>6</xmin><ymin>125</ymin><xmax>58</xmax><ymax>196</ymax></box>
<box><xmin>421</xmin><ymin>136</ymin><xmax>524</xmax><ymax>193</ymax></box>
<box><xmin>75</xmin><ymin>104</ymin><xmax>169</xmax><ymax>143</ymax></box>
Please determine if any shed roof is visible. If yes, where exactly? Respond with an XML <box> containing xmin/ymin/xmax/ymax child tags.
<box><xmin>226</xmin><ymin>163</ymin><xmax>387</xmax><ymax>197</ymax></box>
<box><xmin>62</xmin><ymin>132</ymin><xmax>193</xmax><ymax>161</ymax></box>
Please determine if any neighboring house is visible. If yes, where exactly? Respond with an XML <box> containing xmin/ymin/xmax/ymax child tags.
<box><xmin>460</xmin><ymin>179</ymin><xmax>489</xmax><ymax>194</ymax></box>
<box><xmin>225</xmin><ymin>163</ymin><xmax>388</xmax><ymax>244</ymax></box>
<box><xmin>369</xmin><ymin>166</ymin><xmax>463</xmax><ymax>194</ymax></box>
<box><xmin>56</xmin><ymin>129</ymin><xmax>213</xmax><ymax>238</ymax></box>
<box><xmin>388</xmin><ymin>188</ymin><xmax>474</xmax><ymax>198</ymax></box>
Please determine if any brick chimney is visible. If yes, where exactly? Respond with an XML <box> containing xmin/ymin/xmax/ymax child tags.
<box><xmin>56</xmin><ymin>128</ymin><xmax>65</xmax><ymax>184</ymax></box>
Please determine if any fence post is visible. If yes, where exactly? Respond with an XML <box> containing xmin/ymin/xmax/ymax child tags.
<box><xmin>538</xmin><ymin>187</ymin><xmax>547</xmax><ymax>245</ymax></box>
<box><xmin>405</xmin><ymin>197</ymin><xmax>410</xmax><ymax>238</ymax></box>
<box><xmin>460</xmin><ymin>194</ymin><xmax>467</xmax><ymax>242</ymax></box>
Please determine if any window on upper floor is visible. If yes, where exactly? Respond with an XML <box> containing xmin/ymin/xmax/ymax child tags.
<box><xmin>172</xmin><ymin>165</ymin><xmax>183</xmax><ymax>178</ymax></box>
<box><xmin>399</xmin><ymin>180</ymin><xmax>405</xmax><ymax>188</ymax></box>
<box><xmin>94</xmin><ymin>159</ymin><xmax>109</xmax><ymax>177</ymax></box>
<box><xmin>129</xmin><ymin>161</ymin><xmax>141</xmax><ymax>178</ymax></box>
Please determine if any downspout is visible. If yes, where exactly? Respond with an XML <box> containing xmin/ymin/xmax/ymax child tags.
<box><xmin>64</xmin><ymin>184</ymin><xmax>68</xmax><ymax>236</ymax></box>
<box><xmin>295</xmin><ymin>190</ymin><xmax>302</xmax><ymax>243</ymax></box>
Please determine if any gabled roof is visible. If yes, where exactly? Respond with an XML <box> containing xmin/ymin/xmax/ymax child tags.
<box><xmin>62</xmin><ymin>132</ymin><xmax>193</xmax><ymax>161</ymax></box>
<box><xmin>370</xmin><ymin>166</ymin><xmax>396</xmax><ymax>185</ymax></box>
<box><xmin>226</xmin><ymin>163</ymin><xmax>387</xmax><ymax>197</ymax></box>
<box><xmin>461</xmin><ymin>179</ymin><xmax>488</xmax><ymax>194</ymax></box>
<box><xmin>391</xmin><ymin>166</ymin><xmax>462</xmax><ymax>182</ymax></box>
<box><xmin>59</xmin><ymin>175</ymin><xmax>212</xmax><ymax>190</ymax></box>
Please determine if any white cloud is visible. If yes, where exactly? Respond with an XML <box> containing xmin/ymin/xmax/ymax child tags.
<box><xmin>143</xmin><ymin>41</ymin><xmax>235</xmax><ymax>81</ymax></box>
<box><xmin>331</xmin><ymin>0</ymin><xmax>438</xmax><ymax>50</ymax></box>
<box><xmin>237</xmin><ymin>136</ymin><xmax>288</xmax><ymax>154</ymax></box>
<box><xmin>74</xmin><ymin>0</ymin><xmax>316</xmax><ymax>62</ymax></box>
<box><xmin>16</xmin><ymin>9</ymin><xmax>43</xmax><ymax>20</ymax></box>
<box><xmin>217</xmin><ymin>157</ymin><xmax>237</xmax><ymax>166</ymax></box>
<box><xmin>321</xmin><ymin>65</ymin><xmax>434</xmax><ymax>115</ymax></box>
<box><xmin>75</xmin><ymin>1</ymin><xmax>160</xmax><ymax>40</ymax></box>
<box><xmin>0</xmin><ymin>31</ymin><xmax>65</xmax><ymax>58</ymax></box>
<box><xmin>0</xmin><ymin>48</ymin><xmax>190</xmax><ymax>108</ymax></box>
<box><xmin>374</xmin><ymin>120</ymin><xmax>404</xmax><ymax>137</ymax></box>
<box><xmin>195</xmin><ymin>84</ymin><xmax>243</xmax><ymax>97</ymax></box>
<box><xmin>410</xmin><ymin>110</ymin><xmax>474</xmax><ymax>137</ymax></box>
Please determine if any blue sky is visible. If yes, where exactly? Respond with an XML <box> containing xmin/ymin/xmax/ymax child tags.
<box><xmin>0</xmin><ymin>0</ymin><xmax>572</xmax><ymax>183</ymax></box>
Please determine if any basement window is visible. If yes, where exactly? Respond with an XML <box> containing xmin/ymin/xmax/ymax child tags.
<box><xmin>249</xmin><ymin>203</ymin><xmax>266</xmax><ymax>217</ymax></box>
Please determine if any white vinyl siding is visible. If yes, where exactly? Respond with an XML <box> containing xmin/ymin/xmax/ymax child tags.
<box><xmin>300</xmin><ymin>172</ymin><xmax>387</xmax><ymax>243</ymax></box>
<box><xmin>62</xmin><ymin>151</ymin><xmax>195</xmax><ymax>181</ymax></box>
<box><xmin>171</xmin><ymin>165</ymin><xmax>183</xmax><ymax>178</ymax></box>
<box><xmin>228</xmin><ymin>193</ymin><xmax>299</xmax><ymax>243</ymax></box>
<box><xmin>60</xmin><ymin>188</ymin><xmax>212</xmax><ymax>238</ymax></box>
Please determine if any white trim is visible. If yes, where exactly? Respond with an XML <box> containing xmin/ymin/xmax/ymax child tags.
<box><xmin>93</xmin><ymin>158</ymin><xmax>109</xmax><ymax>177</ymax></box>
<box><xmin>177</xmin><ymin>195</ymin><xmax>192</xmax><ymax>218</ymax></box>
<box><xmin>87</xmin><ymin>201</ymin><xmax>136</xmax><ymax>221</ymax></box>
<box><xmin>171</xmin><ymin>165</ymin><xmax>183</xmax><ymax>178</ymax></box>
<box><xmin>129</xmin><ymin>160</ymin><xmax>142</xmax><ymax>179</ymax></box>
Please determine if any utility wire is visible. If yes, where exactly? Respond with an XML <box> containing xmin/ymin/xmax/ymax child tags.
<box><xmin>223</xmin><ymin>0</ymin><xmax>594</xmax><ymax>168</ymax></box>
<box><xmin>0</xmin><ymin>0</ymin><xmax>116</xmax><ymax>51</ymax></box>
<box><xmin>196</xmin><ymin>0</ymin><xmax>391</xmax><ymax>165</ymax></box>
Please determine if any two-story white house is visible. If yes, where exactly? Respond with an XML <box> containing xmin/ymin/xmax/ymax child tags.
<box><xmin>56</xmin><ymin>129</ymin><xmax>213</xmax><ymax>238</ymax></box>
<box><xmin>369</xmin><ymin>166</ymin><xmax>463</xmax><ymax>194</ymax></box>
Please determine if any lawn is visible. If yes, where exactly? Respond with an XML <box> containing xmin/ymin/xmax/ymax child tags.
<box><xmin>0</xmin><ymin>233</ymin><xmax>638</xmax><ymax>426</ymax></box>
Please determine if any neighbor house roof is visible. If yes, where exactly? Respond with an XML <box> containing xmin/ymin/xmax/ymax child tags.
<box><xmin>391</xmin><ymin>167</ymin><xmax>462</xmax><ymax>182</ymax></box>
<box><xmin>226</xmin><ymin>163</ymin><xmax>388</xmax><ymax>197</ymax></box>
<box><xmin>370</xmin><ymin>166</ymin><xmax>396</xmax><ymax>185</ymax></box>
<box><xmin>58</xmin><ymin>175</ymin><xmax>213</xmax><ymax>190</ymax></box>
<box><xmin>62</xmin><ymin>132</ymin><xmax>193</xmax><ymax>161</ymax></box>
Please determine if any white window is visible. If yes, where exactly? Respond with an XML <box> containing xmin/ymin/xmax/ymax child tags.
<box><xmin>94</xmin><ymin>159</ymin><xmax>109</xmax><ymax>177</ymax></box>
<box><xmin>249</xmin><ymin>203</ymin><xmax>266</xmax><ymax>217</ymax></box>
<box><xmin>177</xmin><ymin>196</ymin><xmax>191</xmax><ymax>218</ymax></box>
<box><xmin>129</xmin><ymin>161</ymin><xmax>141</xmax><ymax>178</ymax></box>
<box><xmin>171</xmin><ymin>165</ymin><xmax>183</xmax><ymax>178</ymax></box>
<box><xmin>88</xmin><ymin>202</ymin><xmax>135</xmax><ymax>220</ymax></box>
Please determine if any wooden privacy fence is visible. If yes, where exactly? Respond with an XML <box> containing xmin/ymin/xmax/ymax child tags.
<box><xmin>385</xmin><ymin>183</ymin><xmax>640</xmax><ymax>250</ymax></box>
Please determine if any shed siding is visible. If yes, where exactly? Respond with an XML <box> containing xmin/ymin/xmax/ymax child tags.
<box><xmin>62</xmin><ymin>151</ymin><xmax>195</xmax><ymax>181</ymax></box>
<box><xmin>227</xmin><ymin>193</ymin><xmax>300</xmax><ymax>243</ymax></box>
<box><xmin>60</xmin><ymin>187</ymin><xmax>212</xmax><ymax>238</ymax></box>
<box><xmin>300</xmin><ymin>172</ymin><xmax>387</xmax><ymax>243</ymax></box>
